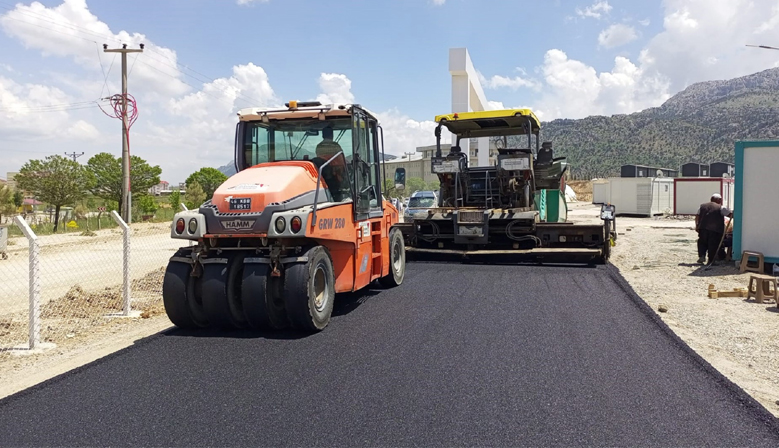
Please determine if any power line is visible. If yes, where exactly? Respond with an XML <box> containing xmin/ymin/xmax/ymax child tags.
<box><xmin>64</xmin><ymin>151</ymin><xmax>84</xmax><ymax>162</ymax></box>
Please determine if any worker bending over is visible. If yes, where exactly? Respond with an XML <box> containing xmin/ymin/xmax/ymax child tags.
<box><xmin>695</xmin><ymin>193</ymin><xmax>732</xmax><ymax>265</ymax></box>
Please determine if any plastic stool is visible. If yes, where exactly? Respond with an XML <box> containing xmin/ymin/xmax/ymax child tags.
<box><xmin>740</xmin><ymin>251</ymin><xmax>765</xmax><ymax>274</ymax></box>
<box><xmin>747</xmin><ymin>274</ymin><xmax>778</xmax><ymax>304</ymax></box>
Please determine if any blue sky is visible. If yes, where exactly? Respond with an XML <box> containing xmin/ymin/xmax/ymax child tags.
<box><xmin>2</xmin><ymin>0</ymin><xmax>779</xmax><ymax>183</ymax></box>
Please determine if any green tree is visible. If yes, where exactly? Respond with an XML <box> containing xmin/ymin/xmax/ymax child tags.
<box><xmin>12</xmin><ymin>190</ymin><xmax>23</xmax><ymax>208</ymax></box>
<box><xmin>405</xmin><ymin>177</ymin><xmax>427</xmax><ymax>194</ymax></box>
<box><xmin>169</xmin><ymin>189</ymin><xmax>181</xmax><ymax>211</ymax></box>
<box><xmin>383</xmin><ymin>179</ymin><xmax>401</xmax><ymax>199</ymax></box>
<box><xmin>426</xmin><ymin>179</ymin><xmax>440</xmax><ymax>192</ymax></box>
<box><xmin>186</xmin><ymin>167</ymin><xmax>228</xmax><ymax>199</ymax></box>
<box><xmin>86</xmin><ymin>152</ymin><xmax>162</xmax><ymax>212</ymax></box>
<box><xmin>15</xmin><ymin>155</ymin><xmax>95</xmax><ymax>232</ymax></box>
<box><xmin>137</xmin><ymin>195</ymin><xmax>158</xmax><ymax>215</ymax></box>
<box><xmin>0</xmin><ymin>186</ymin><xmax>16</xmax><ymax>222</ymax></box>
<box><xmin>184</xmin><ymin>181</ymin><xmax>206</xmax><ymax>210</ymax></box>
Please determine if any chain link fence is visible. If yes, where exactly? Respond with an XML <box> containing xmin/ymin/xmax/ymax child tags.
<box><xmin>0</xmin><ymin>212</ymin><xmax>180</xmax><ymax>358</ymax></box>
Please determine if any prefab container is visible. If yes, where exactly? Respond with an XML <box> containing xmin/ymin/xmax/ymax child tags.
<box><xmin>673</xmin><ymin>178</ymin><xmax>735</xmax><ymax>215</ymax></box>
<box><xmin>710</xmin><ymin>161</ymin><xmax>735</xmax><ymax>178</ymax></box>
<box><xmin>592</xmin><ymin>179</ymin><xmax>610</xmax><ymax>204</ymax></box>
<box><xmin>606</xmin><ymin>177</ymin><xmax>675</xmax><ymax>216</ymax></box>
<box><xmin>733</xmin><ymin>142</ymin><xmax>779</xmax><ymax>265</ymax></box>
<box><xmin>621</xmin><ymin>164</ymin><xmax>678</xmax><ymax>178</ymax></box>
<box><xmin>681</xmin><ymin>162</ymin><xmax>710</xmax><ymax>177</ymax></box>
<box><xmin>620</xmin><ymin>164</ymin><xmax>653</xmax><ymax>178</ymax></box>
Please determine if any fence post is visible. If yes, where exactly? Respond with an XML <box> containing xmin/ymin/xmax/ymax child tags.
<box><xmin>110</xmin><ymin>211</ymin><xmax>137</xmax><ymax>317</ymax></box>
<box><xmin>14</xmin><ymin>216</ymin><xmax>40</xmax><ymax>349</ymax></box>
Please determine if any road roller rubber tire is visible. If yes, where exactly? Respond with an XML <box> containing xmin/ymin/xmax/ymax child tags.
<box><xmin>162</xmin><ymin>253</ymin><xmax>197</xmax><ymax>329</ymax></box>
<box><xmin>202</xmin><ymin>254</ymin><xmax>245</xmax><ymax>329</ymax></box>
<box><xmin>242</xmin><ymin>263</ymin><xmax>289</xmax><ymax>330</ymax></box>
<box><xmin>283</xmin><ymin>246</ymin><xmax>335</xmax><ymax>332</ymax></box>
<box><xmin>226</xmin><ymin>254</ymin><xmax>249</xmax><ymax>329</ymax></box>
<box><xmin>379</xmin><ymin>228</ymin><xmax>406</xmax><ymax>288</ymax></box>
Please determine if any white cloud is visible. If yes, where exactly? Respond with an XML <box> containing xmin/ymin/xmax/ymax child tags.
<box><xmin>431</xmin><ymin>0</ymin><xmax>446</xmax><ymax>5</ymax></box>
<box><xmin>376</xmin><ymin>109</ymin><xmax>437</xmax><ymax>156</ymax></box>
<box><xmin>237</xmin><ymin>0</ymin><xmax>269</xmax><ymax>4</ymax></box>
<box><xmin>0</xmin><ymin>0</ymin><xmax>189</xmax><ymax>98</ymax></box>
<box><xmin>576</xmin><ymin>1</ymin><xmax>612</xmax><ymax>19</ymax></box>
<box><xmin>477</xmin><ymin>70</ymin><xmax>541</xmax><ymax>91</ymax></box>
<box><xmin>638</xmin><ymin>18</ymin><xmax>651</xmax><ymax>26</ymax></box>
<box><xmin>598</xmin><ymin>24</ymin><xmax>639</xmax><ymax>49</ymax></box>
<box><xmin>487</xmin><ymin>101</ymin><xmax>505</xmax><ymax>110</ymax></box>
<box><xmin>0</xmin><ymin>75</ymin><xmax>100</xmax><ymax>141</ymax></box>
<box><xmin>639</xmin><ymin>0</ymin><xmax>779</xmax><ymax>94</ymax></box>
<box><xmin>315</xmin><ymin>73</ymin><xmax>355</xmax><ymax>104</ymax></box>
<box><xmin>533</xmin><ymin>49</ymin><xmax>670</xmax><ymax>120</ymax></box>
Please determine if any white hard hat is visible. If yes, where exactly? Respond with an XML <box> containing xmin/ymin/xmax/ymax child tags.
<box><xmin>712</xmin><ymin>193</ymin><xmax>722</xmax><ymax>199</ymax></box>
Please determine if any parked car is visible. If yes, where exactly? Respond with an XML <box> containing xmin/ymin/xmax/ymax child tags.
<box><xmin>404</xmin><ymin>190</ymin><xmax>438</xmax><ymax>220</ymax></box>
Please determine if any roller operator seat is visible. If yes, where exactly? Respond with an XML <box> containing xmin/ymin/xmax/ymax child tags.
<box><xmin>311</xmin><ymin>128</ymin><xmax>348</xmax><ymax>201</ymax></box>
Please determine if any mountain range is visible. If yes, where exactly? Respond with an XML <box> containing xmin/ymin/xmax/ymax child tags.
<box><xmin>218</xmin><ymin>67</ymin><xmax>779</xmax><ymax>179</ymax></box>
<box><xmin>544</xmin><ymin>67</ymin><xmax>779</xmax><ymax>178</ymax></box>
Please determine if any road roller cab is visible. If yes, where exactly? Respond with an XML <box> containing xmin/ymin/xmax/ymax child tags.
<box><xmin>163</xmin><ymin>101</ymin><xmax>406</xmax><ymax>332</ymax></box>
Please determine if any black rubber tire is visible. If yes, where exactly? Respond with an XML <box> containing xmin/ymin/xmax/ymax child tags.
<box><xmin>283</xmin><ymin>246</ymin><xmax>335</xmax><ymax>332</ymax></box>
<box><xmin>186</xmin><ymin>271</ymin><xmax>209</xmax><ymax>328</ymax></box>
<box><xmin>242</xmin><ymin>263</ymin><xmax>288</xmax><ymax>330</ymax></box>
<box><xmin>226</xmin><ymin>254</ymin><xmax>249</xmax><ymax>329</ymax></box>
<box><xmin>379</xmin><ymin>228</ymin><xmax>406</xmax><ymax>288</ymax></box>
<box><xmin>202</xmin><ymin>254</ymin><xmax>244</xmax><ymax>329</ymax></box>
<box><xmin>162</xmin><ymin>252</ymin><xmax>197</xmax><ymax>329</ymax></box>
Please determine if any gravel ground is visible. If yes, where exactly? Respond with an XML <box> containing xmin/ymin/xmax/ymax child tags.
<box><xmin>568</xmin><ymin>201</ymin><xmax>779</xmax><ymax>416</ymax></box>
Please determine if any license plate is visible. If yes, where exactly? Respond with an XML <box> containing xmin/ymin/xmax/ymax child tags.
<box><xmin>229</xmin><ymin>198</ymin><xmax>251</xmax><ymax>210</ymax></box>
<box><xmin>222</xmin><ymin>219</ymin><xmax>255</xmax><ymax>230</ymax></box>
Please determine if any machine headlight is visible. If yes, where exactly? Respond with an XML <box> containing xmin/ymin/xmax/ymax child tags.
<box><xmin>188</xmin><ymin>218</ymin><xmax>198</xmax><ymax>234</ymax></box>
<box><xmin>274</xmin><ymin>216</ymin><xmax>286</xmax><ymax>233</ymax></box>
<box><xmin>175</xmin><ymin>218</ymin><xmax>185</xmax><ymax>235</ymax></box>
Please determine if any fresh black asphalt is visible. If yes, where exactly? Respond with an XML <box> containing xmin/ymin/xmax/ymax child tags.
<box><xmin>1</xmin><ymin>262</ymin><xmax>778</xmax><ymax>446</ymax></box>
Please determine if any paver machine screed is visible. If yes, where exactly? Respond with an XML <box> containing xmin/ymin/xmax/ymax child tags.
<box><xmin>163</xmin><ymin>101</ymin><xmax>406</xmax><ymax>332</ymax></box>
<box><xmin>398</xmin><ymin>108</ymin><xmax>615</xmax><ymax>264</ymax></box>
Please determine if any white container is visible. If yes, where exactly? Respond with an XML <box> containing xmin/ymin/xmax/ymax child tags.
<box><xmin>673</xmin><ymin>177</ymin><xmax>735</xmax><ymax>215</ymax></box>
<box><xmin>592</xmin><ymin>180</ymin><xmax>611</xmax><ymax>204</ymax></box>
<box><xmin>734</xmin><ymin>142</ymin><xmax>779</xmax><ymax>265</ymax></box>
<box><xmin>606</xmin><ymin>177</ymin><xmax>675</xmax><ymax>216</ymax></box>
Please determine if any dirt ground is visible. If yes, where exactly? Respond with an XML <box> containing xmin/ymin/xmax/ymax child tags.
<box><xmin>2</xmin><ymin>200</ymin><xmax>779</xmax><ymax>420</ymax></box>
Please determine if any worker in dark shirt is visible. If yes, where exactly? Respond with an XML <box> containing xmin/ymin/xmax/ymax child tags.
<box><xmin>695</xmin><ymin>193</ymin><xmax>732</xmax><ymax>264</ymax></box>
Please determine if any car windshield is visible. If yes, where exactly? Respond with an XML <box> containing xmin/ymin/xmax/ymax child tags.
<box><xmin>409</xmin><ymin>197</ymin><xmax>435</xmax><ymax>208</ymax></box>
<box><xmin>240</xmin><ymin>118</ymin><xmax>353</xmax><ymax>168</ymax></box>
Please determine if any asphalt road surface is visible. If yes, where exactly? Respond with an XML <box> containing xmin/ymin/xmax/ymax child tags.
<box><xmin>1</xmin><ymin>262</ymin><xmax>778</xmax><ymax>446</ymax></box>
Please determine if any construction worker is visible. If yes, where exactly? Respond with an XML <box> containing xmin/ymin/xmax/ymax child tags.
<box><xmin>695</xmin><ymin>193</ymin><xmax>732</xmax><ymax>264</ymax></box>
<box><xmin>312</xmin><ymin>127</ymin><xmax>349</xmax><ymax>201</ymax></box>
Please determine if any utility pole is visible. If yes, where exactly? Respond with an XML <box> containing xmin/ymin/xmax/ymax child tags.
<box><xmin>104</xmin><ymin>43</ymin><xmax>143</xmax><ymax>223</ymax></box>
<box><xmin>64</xmin><ymin>152</ymin><xmax>84</xmax><ymax>162</ymax></box>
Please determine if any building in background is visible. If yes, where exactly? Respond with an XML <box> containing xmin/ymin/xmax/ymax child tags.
<box><xmin>149</xmin><ymin>180</ymin><xmax>170</xmax><ymax>196</ymax></box>
<box><xmin>5</xmin><ymin>172</ymin><xmax>17</xmax><ymax>191</ymax></box>
<box><xmin>382</xmin><ymin>139</ymin><xmax>499</xmax><ymax>185</ymax></box>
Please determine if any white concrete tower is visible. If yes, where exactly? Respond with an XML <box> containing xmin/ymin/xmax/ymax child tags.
<box><xmin>449</xmin><ymin>48</ymin><xmax>490</xmax><ymax>167</ymax></box>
